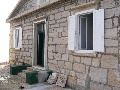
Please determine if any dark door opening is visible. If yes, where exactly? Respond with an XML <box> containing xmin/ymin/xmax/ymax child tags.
<box><xmin>37</xmin><ymin>23</ymin><xmax>45</xmax><ymax>67</ymax></box>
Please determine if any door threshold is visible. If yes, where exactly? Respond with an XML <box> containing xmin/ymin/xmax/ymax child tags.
<box><xmin>33</xmin><ymin>66</ymin><xmax>45</xmax><ymax>70</ymax></box>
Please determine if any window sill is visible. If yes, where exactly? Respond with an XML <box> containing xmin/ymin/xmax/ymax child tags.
<box><xmin>73</xmin><ymin>50</ymin><xmax>97</xmax><ymax>57</ymax></box>
<box><xmin>74</xmin><ymin>50</ymin><xmax>95</xmax><ymax>53</ymax></box>
<box><xmin>14</xmin><ymin>48</ymin><xmax>21</xmax><ymax>50</ymax></box>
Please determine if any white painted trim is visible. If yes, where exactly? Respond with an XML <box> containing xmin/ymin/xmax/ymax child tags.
<box><xmin>80</xmin><ymin>16</ymin><xmax>81</xmax><ymax>49</ymax></box>
<box><xmin>14</xmin><ymin>27</ymin><xmax>22</xmax><ymax>49</ymax></box>
<box><xmin>14</xmin><ymin>48</ymin><xmax>21</xmax><ymax>50</ymax></box>
<box><xmin>34</xmin><ymin>19</ymin><xmax>46</xmax><ymax>24</ymax></box>
<box><xmin>32</xmin><ymin>19</ymin><xmax>47</xmax><ymax>69</ymax></box>
<box><xmin>93</xmin><ymin>9</ymin><xmax>104</xmax><ymax>52</ymax></box>
<box><xmin>32</xmin><ymin>23</ymin><xmax>35</xmax><ymax>67</ymax></box>
<box><xmin>75</xmin><ymin>9</ymin><xmax>95</xmax><ymax>53</ymax></box>
<box><xmin>74</xmin><ymin>50</ymin><xmax>95</xmax><ymax>53</ymax></box>
<box><xmin>68</xmin><ymin>15</ymin><xmax>76</xmax><ymax>50</ymax></box>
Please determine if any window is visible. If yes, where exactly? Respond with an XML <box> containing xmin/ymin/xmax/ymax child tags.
<box><xmin>78</xmin><ymin>13</ymin><xmax>93</xmax><ymax>50</ymax></box>
<box><xmin>13</xmin><ymin>27</ymin><xmax>22</xmax><ymax>49</ymax></box>
<box><xmin>68</xmin><ymin>9</ymin><xmax>104</xmax><ymax>53</ymax></box>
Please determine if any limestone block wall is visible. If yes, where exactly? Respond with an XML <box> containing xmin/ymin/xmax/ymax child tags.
<box><xmin>9</xmin><ymin>0</ymin><xmax>120</xmax><ymax>89</ymax></box>
<box><xmin>47</xmin><ymin>0</ymin><xmax>120</xmax><ymax>89</ymax></box>
<box><xmin>9</xmin><ymin>16</ymin><xmax>33</xmax><ymax>65</ymax></box>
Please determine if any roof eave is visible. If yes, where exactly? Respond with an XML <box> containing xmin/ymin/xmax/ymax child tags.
<box><xmin>6</xmin><ymin>0</ymin><xmax>61</xmax><ymax>23</ymax></box>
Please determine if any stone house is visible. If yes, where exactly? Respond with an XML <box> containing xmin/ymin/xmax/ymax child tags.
<box><xmin>7</xmin><ymin>0</ymin><xmax>120</xmax><ymax>89</ymax></box>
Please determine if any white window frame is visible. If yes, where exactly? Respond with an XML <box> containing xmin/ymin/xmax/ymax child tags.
<box><xmin>13</xmin><ymin>27</ymin><xmax>22</xmax><ymax>49</ymax></box>
<box><xmin>75</xmin><ymin>9</ymin><xmax>95</xmax><ymax>53</ymax></box>
<box><xmin>68</xmin><ymin>9</ymin><xmax>104</xmax><ymax>53</ymax></box>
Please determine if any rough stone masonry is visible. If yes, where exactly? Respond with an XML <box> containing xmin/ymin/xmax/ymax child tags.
<box><xmin>8</xmin><ymin>0</ymin><xmax>120</xmax><ymax>90</ymax></box>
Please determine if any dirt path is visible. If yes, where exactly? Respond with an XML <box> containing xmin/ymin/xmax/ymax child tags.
<box><xmin>0</xmin><ymin>64</ymin><xmax>72</xmax><ymax>90</ymax></box>
<box><xmin>0</xmin><ymin>64</ymin><xmax>41</xmax><ymax>90</ymax></box>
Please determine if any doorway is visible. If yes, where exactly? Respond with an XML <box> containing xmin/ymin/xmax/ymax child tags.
<box><xmin>37</xmin><ymin>23</ymin><xmax>45</xmax><ymax>67</ymax></box>
<box><xmin>33</xmin><ymin>19</ymin><xmax>47</xmax><ymax>69</ymax></box>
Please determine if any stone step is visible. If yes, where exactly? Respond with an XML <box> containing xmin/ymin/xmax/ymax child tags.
<box><xmin>18</xmin><ymin>72</ymin><xmax>26</xmax><ymax>78</ymax></box>
<box><xmin>27</xmin><ymin>67</ymin><xmax>35</xmax><ymax>71</ymax></box>
<box><xmin>22</xmin><ymin>69</ymin><xmax>32</xmax><ymax>73</ymax></box>
<box><xmin>27</xmin><ymin>66</ymin><xmax>43</xmax><ymax>72</ymax></box>
<box><xmin>18</xmin><ymin>68</ymin><xmax>37</xmax><ymax>78</ymax></box>
<box><xmin>14</xmin><ymin>66</ymin><xmax>47</xmax><ymax>83</ymax></box>
<box><xmin>18</xmin><ymin>66</ymin><xmax>45</xmax><ymax>83</ymax></box>
<box><xmin>35</xmin><ymin>69</ymin><xmax>42</xmax><ymax>72</ymax></box>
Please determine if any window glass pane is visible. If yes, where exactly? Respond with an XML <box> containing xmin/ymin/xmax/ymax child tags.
<box><xmin>87</xmin><ymin>14</ymin><xmax>93</xmax><ymax>50</ymax></box>
<box><xmin>78</xmin><ymin>13</ymin><xmax>93</xmax><ymax>50</ymax></box>
<box><xmin>17</xmin><ymin>30</ymin><xmax>19</xmax><ymax>47</ymax></box>
<box><xmin>15</xmin><ymin>30</ymin><xmax>17</xmax><ymax>48</ymax></box>
<box><xmin>37</xmin><ymin>23</ymin><xmax>44</xmax><ymax>32</ymax></box>
<box><xmin>80</xmin><ymin>17</ymin><xmax>87</xmax><ymax>49</ymax></box>
<box><xmin>15</xmin><ymin>29</ymin><xmax>19</xmax><ymax>48</ymax></box>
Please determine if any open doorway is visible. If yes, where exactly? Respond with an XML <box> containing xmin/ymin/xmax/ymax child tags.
<box><xmin>33</xmin><ymin>19</ymin><xmax>47</xmax><ymax>68</ymax></box>
<box><xmin>37</xmin><ymin>23</ymin><xmax>45</xmax><ymax>67</ymax></box>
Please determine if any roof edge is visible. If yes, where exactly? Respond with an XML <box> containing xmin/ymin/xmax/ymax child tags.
<box><xmin>6</xmin><ymin>0</ymin><xmax>61</xmax><ymax>23</ymax></box>
<box><xmin>7</xmin><ymin>0</ymin><xmax>23</xmax><ymax>21</ymax></box>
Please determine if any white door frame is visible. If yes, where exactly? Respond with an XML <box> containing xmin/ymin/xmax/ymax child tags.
<box><xmin>32</xmin><ymin>19</ymin><xmax>48</xmax><ymax>69</ymax></box>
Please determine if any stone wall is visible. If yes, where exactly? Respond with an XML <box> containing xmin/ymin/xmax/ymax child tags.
<box><xmin>9</xmin><ymin>0</ymin><xmax>120</xmax><ymax>89</ymax></box>
<box><xmin>9</xmin><ymin>16</ymin><xmax>33</xmax><ymax>65</ymax></box>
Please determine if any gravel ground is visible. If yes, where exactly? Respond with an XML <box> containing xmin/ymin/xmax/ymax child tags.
<box><xmin>0</xmin><ymin>64</ymin><xmax>72</xmax><ymax>90</ymax></box>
